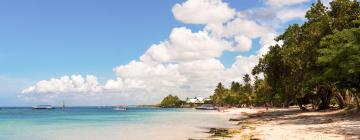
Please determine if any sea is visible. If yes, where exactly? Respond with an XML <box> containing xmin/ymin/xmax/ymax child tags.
<box><xmin>0</xmin><ymin>107</ymin><xmax>234</xmax><ymax>140</ymax></box>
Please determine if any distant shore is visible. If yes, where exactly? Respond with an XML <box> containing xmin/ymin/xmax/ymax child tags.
<box><xmin>204</xmin><ymin>107</ymin><xmax>360</xmax><ymax>140</ymax></box>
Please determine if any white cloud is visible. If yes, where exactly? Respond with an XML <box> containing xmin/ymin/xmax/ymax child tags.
<box><xmin>266</xmin><ymin>0</ymin><xmax>309</xmax><ymax>7</ymax></box>
<box><xmin>140</xmin><ymin>27</ymin><xmax>231</xmax><ymax>63</ymax></box>
<box><xmin>243</xmin><ymin>0</ymin><xmax>310</xmax><ymax>28</ymax></box>
<box><xmin>204</xmin><ymin>15</ymin><xmax>277</xmax><ymax>55</ymax></box>
<box><xmin>276</xmin><ymin>8</ymin><xmax>307</xmax><ymax>23</ymax></box>
<box><xmin>22</xmin><ymin>75</ymin><xmax>102</xmax><ymax>94</ymax></box>
<box><xmin>172</xmin><ymin>0</ymin><xmax>235</xmax><ymax>24</ymax></box>
<box><xmin>258</xmin><ymin>32</ymin><xmax>278</xmax><ymax>56</ymax></box>
<box><xmin>222</xmin><ymin>17</ymin><xmax>273</xmax><ymax>39</ymax></box>
<box><xmin>112</xmin><ymin>60</ymin><xmax>186</xmax><ymax>89</ymax></box>
<box><xmin>234</xmin><ymin>35</ymin><xmax>252</xmax><ymax>51</ymax></box>
<box><xmin>225</xmin><ymin>55</ymin><xmax>259</xmax><ymax>82</ymax></box>
<box><xmin>178</xmin><ymin>59</ymin><xmax>225</xmax><ymax>90</ymax></box>
<box><xmin>21</xmin><ymin>57</ymin><xmax>258</xmax><ymax>103</ymax></box>
<box><xmin>322</xmin><ymin>0</ymin><xmax>333</xmax><ymax>7</ymax></box>
<box><xmin>21</xmin><ymin>0</ymin><xmax>311</xmax><ymax>104</ymax></box>
<box><xmin>103</xmin><ymin>78</ymin><xmax>124</xmax><ymax>91</ymax></box>
<box><xmin>206</xmin><ymin>16</ymin><xmax>277</xmax><ymax>55</ymax></box>
<box><xmin>139</xmin><ymin>43</ymin><xmax>172</xmax><ymax>63</ymax></box>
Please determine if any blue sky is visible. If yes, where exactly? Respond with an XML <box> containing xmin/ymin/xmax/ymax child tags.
<box><xmin>0</xmin><ymin>0</ymin><xmax>265</xmax><ymax>80</ymax></box>
<box><xmin>0</xmin><ymin>0</ymin><xmax>318</xmax><ymax>106</ymax></box>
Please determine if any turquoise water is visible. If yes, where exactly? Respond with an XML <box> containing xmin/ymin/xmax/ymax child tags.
<box><xmin>0</xmin><ymin>107</ymin><xmax>232</xmax><ymax>140</ymax></box>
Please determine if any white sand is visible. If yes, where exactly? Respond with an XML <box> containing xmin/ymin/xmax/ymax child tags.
<box><xmin>215</xmin><ymin>107</ymin><xmax>360</xmax><ymax>140</ymax></box>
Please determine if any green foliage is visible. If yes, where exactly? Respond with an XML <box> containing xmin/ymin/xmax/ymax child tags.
<box><xmin>253</xmin><ymin>45</ymin><xmax>283</xmax><ymax>90</ymax></box>
<box><xmin>251</xmin><ymin>0</ymin><xmax>360</xmax><ymax>109</ymax></box>
<box><xmin>209</xmin><ymin>0</ymin><xmax>360</xmax><ymax>109</ymax></box>
<box><xmin>318</xmin><ymin>26</ymin><xmax>360</xmax><ymax>90</ymax></box>
<box><xmin>211</xmin><ymin>74</ymin><xmax>268</xmax><ymax>107</ymax></box>
<box><xmin>211</xmin><ymin>83</ymin><xmax>226</xmax><ymax>106</ymax></box>
<box><xmin>159</xmin><ymin>94</ymin><xmax>183</xmax><ymax>108</ymax></box>
<box><xmin>318</xmin><ymin>23</ymin><xmax>360</xmax><ymax>109</ymax></box>
<box><xmin>253</xmin><ymin>78</ymin><xmax>272</xmax><ymax>105</ymax></box>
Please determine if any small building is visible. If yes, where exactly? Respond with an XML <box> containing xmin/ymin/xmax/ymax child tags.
<box><xmin>186</xmin><ymin>96</ymin><xmax>211</xmax><ymax>104</ymax></box>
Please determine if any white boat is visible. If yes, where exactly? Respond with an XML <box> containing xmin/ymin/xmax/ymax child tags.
<box><xmin>32</xmin><ymin>105</ymin><xmax>54</xmax><ymax>110</ymax></box>
<box><xmin>113</xmin><ymin>106</ymin><xmax>127</xmax><ymax>111</ymax></box>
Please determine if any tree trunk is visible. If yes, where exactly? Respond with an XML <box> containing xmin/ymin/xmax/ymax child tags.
<box><xmin>353</xmin><ymin>92</ymin><xmax>360</xmax><ymax>111</ymax></box>
<box><xmin>283</xmin><ymin>99</ymin><xmax>290</xmax><ymax>108</ymax></box>
<box><xmin>334</xmin><ymin>92</ymin><xmax>345</xmax><ymax>108</ymax></box>
<box><xmin>317</xmin><ymin>85</ymin><xmax>333</xmax><ymax>110</ymax></box>
<box><xmin>340</xmin><ymin>90</ymin><xmax>347</xmax><ymax>103</ymax></box>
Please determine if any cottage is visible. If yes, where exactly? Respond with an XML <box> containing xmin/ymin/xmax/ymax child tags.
<box><xmin>186</xmin><ymin>96</ymin><xmax>210</xmax><ymax>104</ymax></box>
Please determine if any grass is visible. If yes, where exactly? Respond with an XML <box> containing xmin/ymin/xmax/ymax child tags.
<box><xmin>209</xmin><ymin>128</ymin><xmax>244</xmax><ymax>138</ymax></box>
<box><xmin>240</xmin><ymin>134</ymin><xmax>260</xmax><ymax>140</ymax></box>
<box><xmin>210</xmin><ymin>114</ymin><xmax>262</xmax><ymax>139</ymax></box>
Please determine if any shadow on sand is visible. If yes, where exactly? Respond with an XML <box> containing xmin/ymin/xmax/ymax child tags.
<box><xmin>244</xmin><ymin>107</ymin><xmax>360</xmax><ymax>139</ymax></box>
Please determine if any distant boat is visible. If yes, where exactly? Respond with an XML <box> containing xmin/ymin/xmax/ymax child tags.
<box><xmin>32</xmin><ymin>105</ymin><xmax>54</xmax><ymax>110</ymax></box>
<box><xmin>62</xmin><ymin>101</ymin><xmax>65</xmax><ymax>110</ymax></box>
<box><xmin>195</xmin><ymin>104</ymin><xmax>217</xmax><ymax>110</ymax></box>
<box><xmin>113</xmin><ymin>106</ymin><xmax>127</xmax><ymax>111</ymax></box>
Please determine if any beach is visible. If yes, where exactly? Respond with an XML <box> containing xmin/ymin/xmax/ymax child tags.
<box><xmin>210</xmin><ymin>107</ymin><xmax>360</xmax><ymax>140</ymax></box>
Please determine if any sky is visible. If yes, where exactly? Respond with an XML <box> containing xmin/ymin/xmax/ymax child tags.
<box><xmin>0</xmin><ymin>0</ymin><xmax>331</xmax><ymax>106</ymax></box>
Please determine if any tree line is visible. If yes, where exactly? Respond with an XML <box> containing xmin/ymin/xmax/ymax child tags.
<box><xmin>159</xmin><ymin>94</ymin><xmax>183</xmax><ymax>108</ymax></box>
<box><xmin>211</xmin><ymin>0</ymin><xmax>360</xmax><ymax>111</ymax></box>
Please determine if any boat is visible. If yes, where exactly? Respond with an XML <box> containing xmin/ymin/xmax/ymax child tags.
<box><xmin>113</xmin><ymin>106</ymin><xmax>127</xmax><ymax>111</ymax></box>
<box><xmin>32</xmin><ymin>105</ymin><xmax>55</xmax><ymax>110</ymax></box>
<box><xmin>61</xmin><ymin>101</ymin><xmax>65</xmax><ymax>110</ymax></box>
<box><xmin>195</xmin><ymin>104</ymin><xmax>217</xmax><ymax>110</ymax></box>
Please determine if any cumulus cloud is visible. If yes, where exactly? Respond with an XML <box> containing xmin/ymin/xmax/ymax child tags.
<box><xmin>178</xmin><ymin>59</ymin><xmax>226</xmax><ymax>91</ymax></box>
<box><xmin>265</xmin><ymin>0</ymin><xmax>309</xmax><ymax>7</ymax></box>
<box><xmin>172</xmin><ymin>0</ymin><xmax>235</xmax><ymax>24</ymax></box>
<box><xmin>22</xmin><ymin>75</ymin><xmax>102</xmax><ymax>94</ymax></box>
<box><xmin>140</xmin><ymin>27</ymin><xmax>230</xmax><ymax>63</ymax></box>
<box><xmin>103</xmin><ymin>78</ymin><xmax>124</xmax><ymax>91</ymax></box>
<box><xmin>21</xmin><ymin>0</ymin><xmax>312</xmax><ymax>104</ymax></box>
<box><xmin>258</xmin><ymin>32</ymin><xmax>278</xmax><ymax>56</ymax></box>
<box><xmin>222</xmin><ymin>18</ymin><xmax>273</xmax><ymax>38</ymax></box>
<box><xmin>112</xmin><ymin>60</ymin><xmax>186</xmax><ymax>89</ymax></box>
<box><xmin>234</xmin><ymin>35</ymin><xmax>252</xmax><ymax>51</ymax></box>
<box><xmin>225</xmin><ymin>55</ymin><xmax>259</xmax><ymax>81</ymax></box>
<box><xmin>204</xmin><ymin>17</ymin><xmax>277</xmax><ymax>55</ymax></box>
<box><xmin>322</xmin><ymin>0</ymin><xmax>333</xmax><ymax>6</ymax></box>
<box><xmin>242</xmin><ymin>0</ymin><xmax>309</xmax><ymax>28</ymax></box>
<box><xmin>276</xmin><ymin>8</ymin><xmax>307</xmax><ymax>23</ymax></box>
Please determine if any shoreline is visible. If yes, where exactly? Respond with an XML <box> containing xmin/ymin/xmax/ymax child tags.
<box><xmin>1</xmin><ymin>107</ymin><xmax>358</xmax><ymax>139</ymax></box>
<box><xmin>205</xmin><ymin>107</ymin><xmax>360</xmax><ymax>140</ymax></box>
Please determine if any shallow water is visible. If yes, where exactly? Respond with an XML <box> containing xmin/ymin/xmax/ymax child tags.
<box><xmin>0</xmin><ymin>107</ymin><xmax>233</xmax><ymax>140</ymax></box>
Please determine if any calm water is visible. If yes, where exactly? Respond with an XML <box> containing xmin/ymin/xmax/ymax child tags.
<box><xmin>0</xmin><ymin>107</ymin><xmax>233</xmax><ymax>140</ymax></box>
